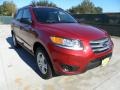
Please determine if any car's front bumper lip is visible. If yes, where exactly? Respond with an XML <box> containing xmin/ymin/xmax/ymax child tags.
<box><xmin>87</xmin><ymin>53</ymin><xmax>112</xmax><ymax>70</ymax></box>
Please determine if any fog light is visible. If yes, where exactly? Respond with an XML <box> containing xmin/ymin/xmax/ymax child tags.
<box><xmin>61</xmin><ymin>64</ymin><xmax>79</xmax><ymax>72</ymax></box>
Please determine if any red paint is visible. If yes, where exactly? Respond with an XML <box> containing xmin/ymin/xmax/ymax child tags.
<box><xmin>12</xmin><ymin>6</ymin><xmax>113</xmax><ymax>75</ymax></box>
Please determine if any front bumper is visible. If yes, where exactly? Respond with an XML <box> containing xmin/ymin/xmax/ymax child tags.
<box><xmin>47</xmin><ymin>38</ymin><xmax>113</xmax><ymax>75</ymax></box>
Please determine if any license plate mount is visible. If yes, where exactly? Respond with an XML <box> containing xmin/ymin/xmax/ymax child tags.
<box><xmin>102</xmin><ymin>57</ymin><xmax>110</xmax><ymax>66</ymax></box>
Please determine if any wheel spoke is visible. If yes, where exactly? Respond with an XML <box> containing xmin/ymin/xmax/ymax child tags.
<box><xmin>43</xmin><ymin>64</ymin><xmax>47</xmax><ymax>69</ymax></box>
<box><xmin>41</xmin><ymin>55</ymin><xmax>45</xmax><ymax>61</ymax></box>
<box><xmin>42</xmin><ymin>67</ymin><xmax>45</xmax><ymax>74</ymax></box>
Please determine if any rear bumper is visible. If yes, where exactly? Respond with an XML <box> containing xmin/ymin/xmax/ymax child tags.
<box><xmin>47</xmin><ymin>43</ymin><xmax>113</xmax><ymax>75</ymax></box>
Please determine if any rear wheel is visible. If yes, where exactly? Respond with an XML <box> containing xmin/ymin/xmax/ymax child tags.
<box><xmin>12</xmin><ymin>33</ymin><xmax>19</xmax><ymax>48</ymax></box>
<box><xmin>35</xmin><ymin>47</ymin><xmax>52</xmax><ymax>79</ymax></box>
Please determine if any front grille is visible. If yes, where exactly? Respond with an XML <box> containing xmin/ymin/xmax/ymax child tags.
<box><xmin>90</xmin><ymin>38</ymin><xmax>111</xmax><ymax>53</ymax></box>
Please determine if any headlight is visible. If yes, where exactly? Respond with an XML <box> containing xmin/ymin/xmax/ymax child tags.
<box><xmin>50</xmin><ymin>36</ymin><xmax>83</xmax><ymax>50</ymax></box>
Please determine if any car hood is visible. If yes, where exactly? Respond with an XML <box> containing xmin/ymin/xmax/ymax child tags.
<box><xmin>39</xmin><ymin>23</ymin><xmax>108</xmax><ymax>41</ymax></box>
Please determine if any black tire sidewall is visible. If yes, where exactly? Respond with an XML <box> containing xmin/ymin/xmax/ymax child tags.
<box><xmin>12</xmin><ymin>34</ymin><xmax>18</xmax><ymax>47</ymax></box>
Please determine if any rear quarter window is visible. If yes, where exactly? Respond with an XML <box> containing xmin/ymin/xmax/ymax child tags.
<box><xmin>15</xmin><ymin>9</ymin><xmax>23</xmax><ymax>21</ymax></box>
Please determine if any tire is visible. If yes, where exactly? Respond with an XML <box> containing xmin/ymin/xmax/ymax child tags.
<box><xmin>12</xmin><ymin>33</ymin><xmax>19</xmax><ymax>48</ymax></box>
<box><xmin>35</xmin><ymin>47</ymin><xmax>52</xmax><ymax>79</ymax></box>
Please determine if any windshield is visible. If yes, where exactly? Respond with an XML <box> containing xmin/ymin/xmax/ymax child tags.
<box><xmin>33</xmin><ymin>8</ymin><xmax>77</xmax><ymax>23</ymax></box>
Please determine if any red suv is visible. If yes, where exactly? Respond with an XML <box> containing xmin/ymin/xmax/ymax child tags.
<box><xmin>11</xmin><ymin>6</ymin><xmax>113</xmax><ymax>79</ymax></box>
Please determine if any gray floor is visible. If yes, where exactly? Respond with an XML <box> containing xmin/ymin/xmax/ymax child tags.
<box><xmin>0</xmin><ymin>25</ymin><xmax>120</xmax><ymax>90</ymax></box>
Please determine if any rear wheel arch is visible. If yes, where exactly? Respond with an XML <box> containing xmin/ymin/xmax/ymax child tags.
<box><xmin>11</xmin><ymin>30</ymin><xmax>16</xmax><ymax>36</ymax></box>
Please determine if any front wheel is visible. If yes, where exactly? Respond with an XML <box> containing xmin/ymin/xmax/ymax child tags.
<box><xmin>35</xmin><ymin>47</ymin><xmax>52</xmax><ymax>79</ymax></box>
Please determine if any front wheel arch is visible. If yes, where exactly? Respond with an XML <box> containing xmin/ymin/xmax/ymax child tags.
<box><xmin>33</xmin><ymin>42</ymin><xmax>56</xmax><ymax>76</ymax></box>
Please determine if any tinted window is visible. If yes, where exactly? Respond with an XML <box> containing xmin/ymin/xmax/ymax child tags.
<box><xmin>23</xmin><ymin>8</ymin><xmax>31</xmax><ymax>20</ymax></box>
<box><xmin>15</xmin><ymin>9</ymin><xmax>23</xmax><ymax>21</ymax></box>
<box><xmin>33</xmin><ymin>8</ymin><xmax>77</xmax><ymax>23</ymax></box>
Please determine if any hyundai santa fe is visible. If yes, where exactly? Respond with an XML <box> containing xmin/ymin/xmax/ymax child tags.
<box><xmin>11</xmin><ymin>5</ymin><xmax>113</xmax><ymax>79</ymax></box>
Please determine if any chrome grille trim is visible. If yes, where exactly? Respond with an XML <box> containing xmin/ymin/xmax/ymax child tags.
<box><xmin>90</xmin><ymin>38</ymin><xmax>110</xmax><ymax>53</ymax></box>
<box><xmin>90</xmin><ymin>38</ymin><xmax>109</xmax><ymax>43</ymax></box>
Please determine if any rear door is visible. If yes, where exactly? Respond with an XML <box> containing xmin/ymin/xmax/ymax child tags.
<box><xmin>12</xmin><ymin>9</ymin><xmax>24</xmax><ymax>43</ymax></box>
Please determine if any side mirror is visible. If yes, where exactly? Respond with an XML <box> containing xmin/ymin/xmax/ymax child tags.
<box><xmin>20</xmin><ymin>18</ymin><xmax>32</xmax><ymax>25</ymax></box>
